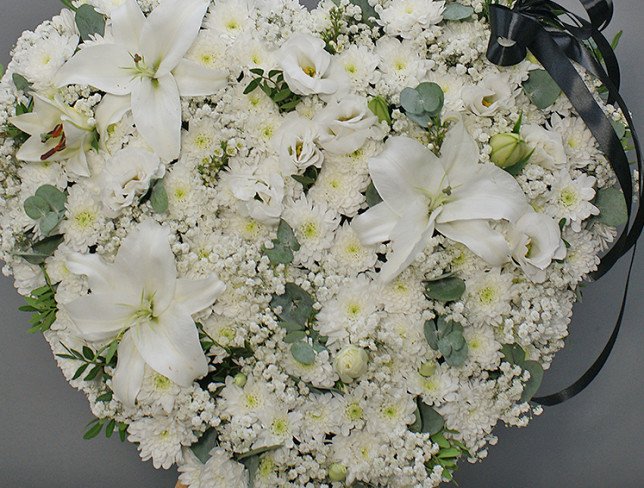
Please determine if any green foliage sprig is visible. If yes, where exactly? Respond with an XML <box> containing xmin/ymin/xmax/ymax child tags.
<box><xmin>84</xmin><ymin>417</ymin><xmax>128</xmax><ymax>441</ymax></box>
<box><xmin>19</xmin><ymin>269</ymin><xmax>58</xmax><ymax>333</ymax></box>
<box><xmin>321</xmin><ymin>5</ymin><xmax>345</xmax><ymax>54</ymax></box>
<box><xmin>23</xmin><ymin>184</ymin><xmax>67</xmax><ymax>237</ymax></box>
<box><xmin>425</xmin><ymin>431</ymin><xmax>470</xmax><ymax>482</ymax></box>
<box><xmin>263</xmin><ymin>219</ymin><xmax>300</xmax><ymax>265</ymax></box>
<box><xmin>56</xmin><ymin>339</ymin><xmax>119</xmax><ymax>383</ymax></box>
<box><xmin>243</xmin><ymin>69</ymin><xmax>301</xmax><ymax>113</ymax></box>
<box><xmin>501</xmin><ymin>343</ymin><xmax>544</xmax><ymax>402</ymax></box>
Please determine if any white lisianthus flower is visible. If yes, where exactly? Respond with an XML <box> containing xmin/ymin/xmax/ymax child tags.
<box><xmin>353</xmin><ymin>123</ymin><xmax>529</xmax><ymax>282</ymax></box>
<box><xmin>98</xmin><ymin>146</ymin><xmax>165</xmax><ymax>217</ymax></box>
<box><xmin>378</xmin><ymin>0</ymin><xmax>445</xmax><ymax>38</ymax></box>
<box><xmin>55</xmin><ymin>0</ymin><xmax>228</xmax><ymax>160</ymax></box>
<box><xmin>521</xmin><ymin>124</ymin><xmax>568</xmax><ymax>170</ymax></box>
<box><xmin>462</xmin><ymin>74</ymin><xmax>514</xmax><ymax>116</ymax></box>
<box><xmin>278</xmin><ymin>33</ymin><xmax>339</xmax><ymax>96</ymax></box>
<box><xmin>550</xmin><ymin>171</ymin><xmax>599</xmax><ymax>231</ymax></box>
<box><xmin>334</xmin><ymin>345</ymin><xmax>369</xmax><ymax>383</ymax></box>
<box><xmin>314</xmin><ymin>95</ymin><xmax>382</xmax><ymax>155</ymax></box>
<box><xmin>509</xmin><ymin>211</ymin><xmax>567</xmax><ymax>283</ymax></box>
<box><xmin>273</xmin><ymin>113</ymin><xmax>324</xmax><ymax>175</ymax></box>
<box><xmin>9</xmin><ymin>93</ymin><xmax>96</xmax><ymax>177</ymax></box>
<box><xmin>63</xmin><ymin>220</ymin><xmax>226</xmax><ymax>406</ymax></box>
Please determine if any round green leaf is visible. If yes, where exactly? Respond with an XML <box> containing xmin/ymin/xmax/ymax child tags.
<box><xmin>425</xmin><ymin>276</ymin><xmax>466</xmax><ymax>302</ymax></box>
<box><xmin>523</xmin><ymin>69</ymin><xmax>561</xmax><ymax>109</ymax></box>
<box><xmin>415</xmin><ymin>82</ymin><xmax>445</xmax><ymax>115</ymax></box>
<box><xmin>443</xmin><ymin>2</ymin><xmax>474</xmax><ymax>21</ymax></box>
<box><xmin>23</xmin><ymin>195</ymin><xmax>50</xmax><ymax>220</ymax></box>
<box><xmin>291</xmin><ymin>341</ymin><xmax>316</xmax><ymax>365</ymax></box>
<box><xmin>520</xmin><ymin>360</ymin><xmax>544</xmax><ymax>402</ymax></box>
<box><xmin>594</xmin><ymin>187</ymin><xmax>628</xmax><ymax>227</ymax></box>
<box><xmin>35</xmin><ymin>184</ymin><xmax>67</xmax><ymax>212</ymax></box>
<box><xmin>400</xmin><ymin>87</ymin><xmax>425</xmax><ymax>115</ymax></box>
<box><xmin>39</xmin><ymin>211</ymin><xmax>62</xmax><ymax>236</ymax></box>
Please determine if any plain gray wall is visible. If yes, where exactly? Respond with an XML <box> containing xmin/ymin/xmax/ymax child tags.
<box><xmin>0</xmin><ymin>1</ymin><xmax>641</xmax><ymax>487</ymax></box>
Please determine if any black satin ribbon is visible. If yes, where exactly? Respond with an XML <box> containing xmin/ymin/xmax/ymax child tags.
<box><xmin>486</xmin><ymin>0</ymin><xmax>643</xmax><ymax>406</ymax></box>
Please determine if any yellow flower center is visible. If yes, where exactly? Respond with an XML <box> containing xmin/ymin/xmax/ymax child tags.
<box><xmin>560</xmin><ymin>187</ymin><xmax>579</xmax><ymax>207</ymax></box>
<box><xmin>303</xmin><ymin>65</ymin><xmax>317</xmax><ymax>77</ymax></box>
<box><xmin>74</xmin><ymin>210</ymin><xmax>95</xmax><ymax>228</ymax></box>
<box><xmin>478</xmin><ymin>286</ymin><xmax>498</xmax><ymax>305</ymax></box>
<box><xmin>346</xmin><ymin>402</ymin><xmax>363</xmax><ymax>420</ymax></box>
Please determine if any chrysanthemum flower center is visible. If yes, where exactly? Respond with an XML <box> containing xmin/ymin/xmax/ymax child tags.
<box><xmin>153</xmin><ymin>373</ymin><xmax>172</xmax><ymax>390</ymax></box>
<box><xmin>560</xmin><ymin>187</ymin><xmax>579</xmax><ymax>207</ymax></box>
<box><xmin>74</xmin><ymin>210</ymin><xmax>95</xmax><ymax>228</ymax></box>
<box><xmin>271</xmin><ymin>417</ymin><xmax>289</xmax><ymax>435</ymax></box>
<box><xmin>478</xmin><ymin>286</ymin><xmax>498</xmax><ymax>304</ymax></box>
<box><xmin>346</xmin><ymin>402</ymin><xmax>363</xmax><ymax>420</ymax></box>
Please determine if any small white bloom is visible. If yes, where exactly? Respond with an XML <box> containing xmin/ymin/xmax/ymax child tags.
<box><xmin>334</xmin><ymin>345</ymin><xmax>369</xmax><ymax>383</ymax></box>
<box><xmin>549</xmin><ymin>171</ymin><xmax>599</xmax><ymax>231</ymax></box>
<box><xmin>462</xmin><ymin>74</ymin><xmax>514</xmax><ymax>116</ymax></box>
<box><xmin>464</xmin><ymin>268</ymin><xmax>515</xmax><ymax>324</ymax></box>
<box><xmin>273</xmin><ymin>113</ymin><xmax>324</xmax><ymax>175</ymax></box>
<box><xmin>521</xmin><ymin>124</ymin><xmax>567</xmax><ymax>170</ymax></box>
<box><xmin>378</xmin><ymin>0</ymin><xmax>445</xmax><ymax>38</ymax></box>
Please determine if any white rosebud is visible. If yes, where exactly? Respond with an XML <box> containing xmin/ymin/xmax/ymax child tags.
<box><xmin>334</xmin><ymin>345</ymin><xmax>369</xmax><ymax>383</ymax></box>
<box><xmin>489</xmin><ymin>133</ymin><xmax>532</xmax><ymax>169</ymax></box>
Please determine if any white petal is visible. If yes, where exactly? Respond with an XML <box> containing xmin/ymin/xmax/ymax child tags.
<box><xmin>141</xmin><ymin>0</ymin><xmax>209</xmax><ymax>77</ymax></box>
<box><xmin>175</xmin><ymin>276</ymin><xmax>226</xmax><ymax>315</ymax></box>
<box><xmin>352</xmin><ymin>202</ymin><xmax>400</xmax><ymax>245</ymax></box>
<box><xmin>439</xmin><ymin>164</ymin><xmax>529</xmax><ymax>224</ymax></box>
<box><xmin>370</xmin><ymin>136</ymin><xmax>441</xmax><ymax>214</ymax></box>
<box><xmin>111</xmin><ymin>331</ymin><xmax>146</xmax><ymax>407</ymax></box>
<box><xmin>437</xmin><ymin>219</ymin><xmax>510</xmax><ymax>266</ymax></box>
<box><xmin>15</xmin><ymin>136</ymin><xmax>55</xmax><ymax>162</ymax></box>
<box><xmin>9</xmin><ymin>95</ymin><xmax>60</xmax><ymax>135</ymax></box>
<box><xmin>130</xmin><ymin>305</ymin><xmax>208</xmax><ymax>387</ymax></box>
<box><xmin>439</xmin><ymin>122</ymin><xmax>479</xmax><ymax>175</ymax></box>
<box><xmin>172</xmin><ymin>58</ymin><xmax>228</xmax><ymax>96</ymax></box>
<box><xmin>130</xmin><ymin>74</ymin><xmax>181</xmax><ymax>160</ymax></box>
<box><xmin>379</xmin><ymin>199</ymin><xmax>435</xmax><ymax>282</ymax></box>
<box><xmin>63</xmin><ymin>294</ymin><xmax>132</xmax><ymax>342</ymax></box>
<box><xmin>113</xmin><ymin>220</ymin><xmax>178</xmax><ymax>313</ymax></box>
<box><xmin>110</xmin><ymin>0</ymin><xmax>145</xmax><ymax>51</ymax></box>
<box><xmin>65</xmin><ymin>149</ymin><xmax>90</xmax><ymax>178</ymax></box>
<box><xmin>54</xmin><ymin>44</ymin><xmax>135</xmax><ymax>95</ymax></box>
<box><xmin>94</xmin><ymin>94</ymin><xmax>132</xmax><ymax>149</ymax></box>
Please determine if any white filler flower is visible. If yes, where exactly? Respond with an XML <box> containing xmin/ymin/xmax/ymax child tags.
<box><xmin>64</xmin><ymin>220</ymin><xmax>226</xmax><ymax>406</ymax></box>
<box><xmin>353</xmin><ymin>123</ymin><xmax>529</xmax><ymax>281</ymax></box>
<box><xmin>54</xmin><ymin>0</ymin><xmax>227</xmax><ymax>160</ymax></box>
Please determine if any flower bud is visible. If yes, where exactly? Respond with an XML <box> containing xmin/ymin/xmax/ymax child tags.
<box><xmin>334</xmin><ymin>345</ymin><xmax>369</xmax><ymax>383</ymax></box>
<box><xmin>419</xmin><ymin>361</ymin><xmax>437</xmax><ymax>377</ymax></box>
<box><xmin>489</xmin><ymin>132</ymin><xmax>531</xmax><ymax>169</ymax></box>
<box><xmin>328</xmin><ymin>463</ymin><xmax>347</xmax><ymax>482</ymax></box>
<box><xmin>233</xmin><ymin>373</ymin><xmax>247</xmax><ymax>388</ymax></box>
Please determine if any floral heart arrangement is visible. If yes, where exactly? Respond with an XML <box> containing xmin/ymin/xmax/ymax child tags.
<box><xmin>0</xmin><ymin>0</ymin><xmax>638</xmax><ymax>486</ymax></box>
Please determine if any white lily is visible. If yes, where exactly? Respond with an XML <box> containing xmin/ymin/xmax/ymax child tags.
<box><xmin>353</xmin><ymin>123</ymin><xmax>530</xmax><ymax>282</ymax></box>
<box><xmin>9</xmin><ymin>93</ymin><xmax>96</xmax><ymax>177</ymax></box>
<box><xmin>54</xmin><ymin>0</ymin><xmax>228</xmax><ymax>160</ymax></box>
<box><xmin>64</xmin><ymin>220</ymin><xmax>226</xmax><ymax>406</ymax></box>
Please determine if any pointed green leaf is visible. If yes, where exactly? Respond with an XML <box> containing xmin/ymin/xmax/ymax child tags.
<box><xmin>75</xmin><ymin>4</ymin><xmax>106</xmax><ymax>41</ymax></box>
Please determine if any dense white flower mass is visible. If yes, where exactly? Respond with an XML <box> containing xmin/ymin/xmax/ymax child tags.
<box><xmin>0</xmin><ymin>0</ymin><xmax>628</xmax><ymax>486</ymax></box>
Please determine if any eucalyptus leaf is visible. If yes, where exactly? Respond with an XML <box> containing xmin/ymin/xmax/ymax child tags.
<box><xmin>39</xmin><ymin>211</ymin><xmax>62</xmax><ymax>236</ymax></box>
<box><xmin>291</xmin><ymin>341</ymin><xmax>316</xmax><ymax>365</ymax></box>
<box><xmin>400</xmin><ymin>87</ymin><xmax>425</xmax><ymax>115</ymax></box>
<box><xmin>150</xmin><ymin>178</ymin><xmax>169</xmax><ymax>213</ymax></box>
<box><xmin>23</xmin><ymin>195</ymin><xmax>50</xmax><ymax>220</ymax></box>
<box><xmin>237</xmin><ymin>443</ymin><xmax>283</xmax><ymax>460</ymax></box>
<box><xmin>409</xmin><ymin>407</ymin><xmax>423</xmax><ymax>433</ymax></box>
<box><xmin>242</xmin><ymin>455</ymin><xmax>260</xmax><ymax>488</ymax></box>
<box><xmin>284</xmin><ymin>330</ymin><xmax>307</xmax><ymax>343</ymax></box>
<box><xmin>415</xmin><ymin>82</ymin><xmax>445</xmax><ymax>115</ymax></box>
<box><xmin>423</xmin><ymin>319</ymin><xmax>439</xmax><ymax>349</ymax></box>
<box><xmin>12</xmin><ymin>73</ymin><xmax>32</xmax><ymax>93</ymax></box>
<box><xmin>443</xmin><ymin>2</ymin><xmax>474</xmax><ymax>21</ymax></box>
<box><xmin>190</xmin><ymin>428</ymin><xmax>219</xmax><ymax>464</ymax></box>
<box><xmin>520</xmin><ymin>360</ymin><xmax>544</xmax><ymax>402</ymax></box>
<box><xmin>425</xmin><ymin>276</ymin><xmax>466</xmax><ymax>301</ymax></box>
<box><xmin>522</xmin><ymin>69</ymin><xmax>561</xmax><ymax>109</ymax></box>
<box><xmin>17</xmin><ymin>234</ymin><xmax>64</xmax><ymax>265</ymax></box>
<box><xmin>35</xmin><ymin>184</ymin><xmax>67</xmax><ymax>211</ymax></box>
<box><xmin>610</xmin><ymin>119</ymin><xmax>626</xmax><ymax>140</ymax></box>
<box><xmin>265</xmin><ymin>219</ymin><xmax>300</xmax><ymax>265</ymax></box>
<box><xmin>418</xmin><ymin>402</ymin><xmax>445</xmax><ymax>436</ymax></box>
<box><xmin>365</xmin><ymin>181</ymin><xmax>382</xmax><ymax>207</ymax></box>
<box><xmin>75</xmin><ymin>4</ymin><xmax>106</xmax><ymax>42</ymax></box>
<box><xmin>270</xmin><ymin>283</ymin><xmax>314</xmax><ymax>326</ymax></box>
<box><xmin>501</xmin><ymin>343</ymin><xmax>526</xmax><ymax>365</ymax></box>
<box><xmin>594</xmin><ymin>187</ymin><xmax>628</xmax><ymax>227</ymax></box>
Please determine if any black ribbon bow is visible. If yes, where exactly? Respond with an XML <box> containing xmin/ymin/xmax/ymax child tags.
<box><xmin>486</xmin><ymin>0</ymin><xmax>643</xmax><ymax>406</ymax></box>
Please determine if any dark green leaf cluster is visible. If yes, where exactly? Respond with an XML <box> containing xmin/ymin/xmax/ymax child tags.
<box><xmin>19</xmin><ymin>272</ymin><xmax>58</xmax><ymax>333</ymax></box>
<box><xmin>57</xmin><ymin>340</ymin><xmax>119</xmax><ymax>383</ymax></box>
<box><xmin>84</xmin><ymin>417</ymin><xmax>128</xmax><ymax>442</ymax></box>
<box><xmin>443</xmin><ymin>2</ymin><xmax>475</xmax><ymax>21</ymax></box>
<box><xmin>243</xmin><ymin>69</ymin><xmax>301</xmax><ymax>113</ymax></box>
<box><xmin>501</xmin><ymin>343</ymin><xmax>544</xmax><ymax>402</ymax></box>
<box><xmin>75</xmin><ymin>4</ymin><xmax>106</xmax><ymax>42</ymax></box>
<box><xmin>240</xmin><ymin>444</ymin><xmax>284</xmax><ymax>487</ymax></box>
<box><xmin>12</xmin><ymin>73</ymin><xmax>32</xmax><ymax>93</ymax></box>
<box><xmin>16</xmin><ymin>234</ymin><xmax>64</xmax><ymax>265</ymax></box>
<box><xmin>410</xmin><ymin>400</ymin><xmax>445</xmax><ymax>436</ymax></box>
<box><xmin>424</xmin><ymin>317</ymin><xmax>468</xmax><ymax>367</ymax></box>
<box><xmin>23</xmin><ymin>184</ymin><xmax>67</xmax><ymax>237</ymax></box>
<box><xmin>270</xmin><ymin>283</ymin><xmax>326</xmax><ymax>365</ymax></box>
<box><xmin>522</xmin><ymin>69</ymin><xmax>561</xmax><ymax>109</ymax></box>
<box><xmin>291</xmin><ymin>165</ymin><xmax>320</xmax><ymax>193</ymax></box>
<box><xmin>1</xmin><ymin>96</ymin><xmax>33</xmax><ymax>145</ymax></box>
<box><xmin>424</xmin><ymin>275</ymin><xmax>466</xmax><ymax>302</ymax></box>
<box><xmin>264</xmin><ymin>219</ymin><xmax>300</xmax><ymax>265</ymax></box>
<box><xmin>190</xmin><ymin>428</ymin><xmax>219</xmax><ymax>464</ymax></box>
<box><xmin>364</xmin><ymin>181</ymin><xmax>382</xmax><ymax>207</ymax></box>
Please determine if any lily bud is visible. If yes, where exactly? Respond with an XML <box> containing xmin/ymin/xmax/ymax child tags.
<box><xmin>328</xmin><ymin>463</ymin><xmax>347</xmax><ymax>482</ymax></box>
<box><xmin>490</xmin><ymin>133</ymin><xmax>532</xmax><ymax>169</ymax></box>
<box><xmin>334</xmin><ymin>345</ymin><xmax>369</xmax><ymax>383</ymax></box>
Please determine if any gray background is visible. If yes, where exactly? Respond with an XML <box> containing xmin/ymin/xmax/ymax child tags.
<box><xmin>0</xmin><ymin>1</ymin><xmax>641</xmax><ymax>487</ymax></box>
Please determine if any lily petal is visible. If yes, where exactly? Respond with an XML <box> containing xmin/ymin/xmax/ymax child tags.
<box><xmin>111</xmin><ymin>0</ymin><xmax>145</xmax><ymax>51</ymax></box>
<box><xmin>439</xmin><ymin>122</ymin><xmax>480</xmax><ymax>174</ymax></box>
<box><xmin>437</xmin><ymin>219</ymin><xmax>510</xmax><ymax>266</ymax></box>
<box><xmin>130</xmin><ymin>74</ymin><xmax>181</xmax><ymax>160</ymax></box>
<box><xmin>352</xmin><ymin>202</ymin><xmax>400</xmax><ymax>245</ymax></box>
<box><xmin>172</xmin><ymin>58</ymin><xmax>228</xmax><ymax>96</ymax></box>
<box><xmin>95</xmin><ymin>94</ymin><xmax>132</xmax><ymax>150</ymax></box>
<box><xmin>63</xmin><ymin>293</ymin><xmax>133</xmax><ymax>342</ymax></box>
<box><xmin>15</xmin><ymin>136</ymin><xmax>57</xmax><ymax>163</ymax></box>
<box><xmin>141</xmin><ymin>0</ymin><xmax>210</xmax><ymax>77</ymax></box>
<box><xmin>130</xmin><ymin>304</ymin><xmax>208</xmax><ymax>387</ymax></box>
<box><xmin>379</xmin><ymin>199</ymin><xmax>435</xmax><ymax>282</ymax></box>
<box><xmin>113</xmin><ymin>220</ymin><xmax>178</xmax><ymax>313</ymax></box>
<box><xmin>111</xmin><ymin>330</ymin><xmax>146</xmax><ymax>407</ymax></box>
<box><xmin>439</xmin><ymin>164</ymin><xmax>529</xmax><ymax>224</ymax></box>
<box><xmin>369</xmin><ymin>136</ymin><xmax>441</xmax><ymax>214</ymax></box>
<box><xmin>175</xmin><ymin>276</ymin><xmax>226</xmax><ymax>315</ymax></box>
<box><xmin>54</xmin><ymin>44</ymin><xmax>135</xmax><ymax>95</ymax></box>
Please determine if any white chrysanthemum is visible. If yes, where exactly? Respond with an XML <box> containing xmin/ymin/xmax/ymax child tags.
<box><xmin>365</xmin><ymin>390</ymin><xmax>417</xmax><ymax>435</ymax></box>
<box><xmin>185</xmin><ymin>30</ymin><xmax>231</xmax><ymax>72</ymax></box>
<box><xmin>378</xmin><ymin>0</ymin><xmax>445</xmax><ymax>38</ymax></box>
<box><xmin>308</xmin><ymin>160</ymin><xmax>367</xmax><ymax>217</ymax></box>
<box><xmin>224</xmin><ymin>211</ymin><xmax>271</xmax><ymax>242</ymax></box>
<box><xmin>561</xmin><ymin>228</ymin><xmax>601</xmax><ymax>283</ymax></box>
<box><xmin>549</xmin><ymin>113</ymin><xmax>597</xmax><ymax>167</ymax></box>
<box><xmin>316</xmin><ymin>275</ymin><xmax>381</xmax><ymax>344</ymax></box>
<box><xmin>300</xmin><ymin>393</ymin><xmax>341</xmax><ymax>441</ymax></box>
<box><xmin>282</xmin><ymin>196</ymin><xmax>340</xmax><ymax>266</ymax></box>
<box><xmin>426</xmin><ymin>70</ymin><xmax>465</xmax><ymax>111</ymax></box>
<box><xmin>18</xmin><ymin>162</ymin><xmax>67</xmax><ymax>198</ymax></box>
<box><xmin>205</xmin><ymin>0</ymin><xmax>254</xmax><ymax>40</ymax></box>
<box><xmin>183</xmin><ymin>119</ymin><xmax>221</xmax><ymax>162</ymax></box>
<box><xmin>376</xmin><ymin>37</ymin><xmax>428</xmax><ymax>91</ymax></box>
<box><xmin>322</xmin><ymin>223</ymin><xmax>379</xmax><ymax>276</ymax></box>
<box><xmin>335</xmin><ymin>44</ymin><xmax>380</xmax><ymax>93</ymax></box>
<box><xmin>378</xmin><ymin>313</ymin><xmax>427</xmax><ymax>356</ymax></box>
<box><xmin>464</xmin><ymin>268</ymin><xmax>515</xmax><ymax>324</ymax></box>
<box><xmin>405</xmin><ymin>363</ymin><xmax>459</xmax><ymax>406</ymax></box>
<box><xmin>12</xmin><ymin>31</ymin><xmax>78</xmax><ymax>90</ymax></box>
<box><xmin>202</xmin><ymin>314</ymin><xmax>244</xmax><ymax>349</ymax></box>
<box><xmin>164</xmin><ymin>164</ymin><xmax>209</xmax><ymax>220</ymax></box>
<box><xmin>255</xmin><ymin>402</ymin><xmax>302</xmax><ymax>449</ymax></box>
<box><xmin>521</xmin><ymin>124</ymin><xmax>567</xmax><ymax>170</ymax></box>
<box><xmin>234</xmin><ymin>35</ymin><xmax>275</xmax><ymax>71</ymax></box>
<box><xmin>463</xmin><ymin>326</ymin><xmax>502</xmax><ymax>370</ymax></box>
<box><xmin>178</xmin><ymin>447</ymin><xmax>248</xmax><ymax>488</ymax></box>
<box><xmin>331</xmin><ymin>431</ymin><xmax>386</xmax><ymax>485</ymax></box>
<box><xmin>326</xmin><ymin>139</ymin><xmax>383</xmax><ymax>177</ymax></box>
<box><xmin>128</xmin><ymin>416</ymin><xmax>197</xmax><ymax>470</ymax></box>
<box><xmin>60</xmin><ymin>184</ymin><xmax>104</xmax><ymax>250</ymax></box>
<box><xmin>549</xmin><ymin>171</ymin><xmax>599</xmax><ymax>231</ymax></box>
<box><xmin>219</xmin><ymin>376</ymin><xmax>274</xmax><ymax>418</ymax></box>
<box><xmin>380</xmin><ymin>271</ymin><xmax>427</xmax><ymax>314</ymax></box>
<box><xmin>137</xmin><ymin>368</ymin><xmax>182</xmax><ymax>414</ymax></box>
